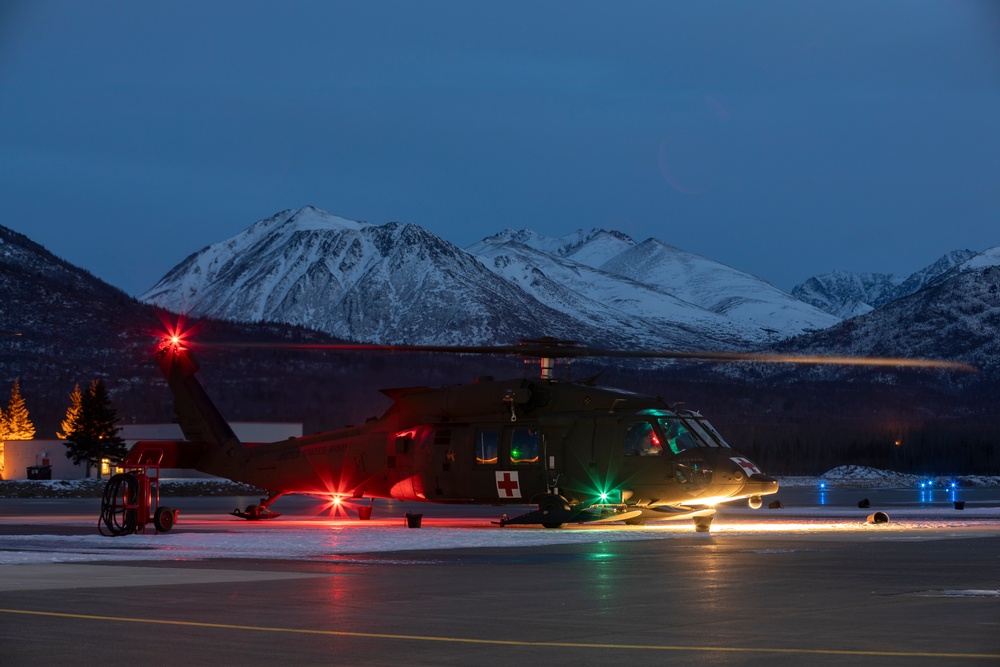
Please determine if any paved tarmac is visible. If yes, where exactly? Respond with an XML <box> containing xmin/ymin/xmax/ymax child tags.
<box><xmin>1</xmin><ymin>490</ymin><xmax>999</xmax><ymax>666</ymax></box>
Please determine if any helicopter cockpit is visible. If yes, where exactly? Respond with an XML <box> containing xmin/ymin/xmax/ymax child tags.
<box><xmin>623</xmin><ymin>409</ymin><xmax>733</xmax><ymax>457</ymax></box>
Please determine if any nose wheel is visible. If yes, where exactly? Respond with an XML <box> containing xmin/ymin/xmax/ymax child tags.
<box><xmin>693</xmin><ymin>514</ymin><xmax>714</xmax><ymax>532</ymax></box>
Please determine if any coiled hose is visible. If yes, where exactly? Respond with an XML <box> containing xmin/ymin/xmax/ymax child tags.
<box><xmin>98</xmin><ymin>472</ymin><xmax>140</xmax><ymax>536</ymax></box>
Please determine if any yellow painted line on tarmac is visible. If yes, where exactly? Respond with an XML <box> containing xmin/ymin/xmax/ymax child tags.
<box><xmin>1</xmin><ymin>608</ymin><xmax>997</xmax><ymax>660</ymax></box>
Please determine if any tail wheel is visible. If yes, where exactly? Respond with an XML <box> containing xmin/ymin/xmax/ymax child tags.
<box><xmin>154</xmin><ymin>507</ymin><xmax>175</xmax><ymax>533</ymax></box>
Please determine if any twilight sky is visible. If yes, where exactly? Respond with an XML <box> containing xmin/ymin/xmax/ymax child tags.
<box><xmin>2</xmin><ymin>1</ymin><xmax>999</xmax><ymax>297</ymax></box>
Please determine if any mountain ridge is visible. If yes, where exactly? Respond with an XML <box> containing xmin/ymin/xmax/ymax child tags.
<box><xmin>142</xmin><ymin>207</ymin><xmax>842</xmax><ymax>349</ymax></box>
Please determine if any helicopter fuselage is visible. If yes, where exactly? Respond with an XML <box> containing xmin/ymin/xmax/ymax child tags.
<box><xmin>164</xmin><ymin>372</ymin><xmax>777</xmax><ymax>516</ymax></box>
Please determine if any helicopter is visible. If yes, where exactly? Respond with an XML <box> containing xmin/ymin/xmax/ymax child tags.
<box><xmin>124</xmin><ymin>332</ymin><xmax>972</xmax><ymax>532</ymax></box>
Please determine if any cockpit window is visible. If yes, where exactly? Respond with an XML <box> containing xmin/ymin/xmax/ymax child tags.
<box><xmin>680</xmin><ymin>419</ymin><xmax>720</xmax><ymax>448</ymax></box>
<box><xmin>626</xmin><ymin>411</ymin><xmax>732</xmax><ymax>453</ymax></box>
<box><xmin>657</xmin><ymin>418</ymin><xmax>700</xmax><ymax>453</ymax></box>
<box><xmin>695</xmin><ymin>419</ymin><xmax>733</xmax><ymax>448</ymax></box>
<box><xmin>624</xmin><ymin>421</ymin><xmax>662</xmax><ymax>456</ymax></box>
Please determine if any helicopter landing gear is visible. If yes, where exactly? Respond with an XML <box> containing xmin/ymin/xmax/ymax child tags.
<box><xmin>231</xmin><ymin>493</ymin><xmax>284</xmax><ymax>520</ymax></box>
<box><xmin>693</xmin><ymin>514</ymin><xmax>714</xmax><ymax>532</ymax></box>
<box><xmin>540</xmin><ymin>494</ymin><xmax>571</xmax><ymax>529</ymax></box>
<box><xmin>494</xmin><ymin>494</ymin><xmax>573</xmax><ymax>528</ymax></box>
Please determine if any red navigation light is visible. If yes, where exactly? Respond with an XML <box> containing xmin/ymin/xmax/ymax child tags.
<box><xmin>156</xmin><ymin>316</ymin><xmax>198</xmax><ymax>353</ymax></box>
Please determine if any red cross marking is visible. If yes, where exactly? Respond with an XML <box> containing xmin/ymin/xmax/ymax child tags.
<box><xmin>732</xmin><ymin>457</ymin><xmax>761</xmax><ymax>475</ymax></box>
<box><xmin>497</xmin><ymin>471</ymin><xmax>520</xmax><ymax>497</ymax></box>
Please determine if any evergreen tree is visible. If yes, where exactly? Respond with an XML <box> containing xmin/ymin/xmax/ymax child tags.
<box><xmin>65</xmin><ymin>380</ymin><xmax>127</xmax><ymax>478</ymax></box>
<box><xmin>57</xmin><ymin>383</ymin><xmax>83</xmax><ymax>440</ymax></box>
<box><xmin>4</xmin><ymin>379</ymin><xmax>35</xmax><ymax>440</ymax></box>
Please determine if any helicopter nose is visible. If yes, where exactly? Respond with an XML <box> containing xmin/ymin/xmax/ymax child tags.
<box><xmin>728</xmin><ymin>455</ymin><xmax>778</xmax><ymax>496</ymax></box>
<box><xmin>743</xmin><ymin>472</ymin><xmax>779</xmax><ymax>496</ymax></box>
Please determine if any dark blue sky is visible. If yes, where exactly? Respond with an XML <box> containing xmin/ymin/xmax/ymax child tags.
<box><xmin>2</xmin><ymin>1</ymin><xmax>998</xmax><ymax>297</ymax></box>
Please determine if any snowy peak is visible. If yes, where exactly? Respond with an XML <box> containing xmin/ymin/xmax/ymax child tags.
<box><xmin>222</xmin><ymin>207</ymin><xmax>372</xmax><ymax>258</ymax></box>
<box><xmin>792</xmin><ymin>250</ymin><xmax>979</xmax><ymax>318</ymax></box>
<box><xmin>140</xmin><ymin>209</ymin><xmax>647</xmax><ymax>346</ymax></box>
<box><xmin>467</xmin><ymin>229</ymin><xmax>837</xmax><ymax>344</ymax></box>
<box><xmin>782</xmin><ymin>252</ymin><xmax>1000</xmax><ymax>370</ymax></box>
<box><xmin>596</xmin><ymin>238</ymin><xmax>839</xmax><ymax>335</ymax></box>
<box><xmin>137</xmin><ymin>206</ymin><xmax>993</xmax><ymax>358</ymax></box>
<box><xmin>791</xmin><ymin>271</ymin><xmax>902</xmax><ymax>319</ymax></box>
<box><xmin>956</xmin><ymin>246</ymin><xmax>1000</xmax><ymax>272</ymax></box>
<box><xmin>253</xmin><ymin>206</ymin><xmax>371</xmax><ymax>234</ymax></box>
<box><xmin>471</xmin><ymin>228</ymin><xmax>635</xmax><ymax>268</ymax></box>
<box><xmin>468</xmin><ymin>233</ymin><xmax>753</xmax><ymax>349</ymax></box>
<box><xmin>142</xmin><ymin>210</ymin><xmax>842</xmax><ymax>348</ymax></box>
<box><xmin>897</xmin><ymin>249</ymin><xmax>978</xmax><ymax>294</ymax></box>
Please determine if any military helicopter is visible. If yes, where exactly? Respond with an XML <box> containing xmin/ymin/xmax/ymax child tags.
<box><xmin>125</xmin><ymin>331</ymin><xmax>972</xmax><ymax>532</ymax></box>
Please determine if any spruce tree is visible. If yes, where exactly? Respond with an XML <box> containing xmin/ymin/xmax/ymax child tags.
<box><xmin>4</xmin><ymin>379</ymin><xmax>35</xmax><ymax>440</ymax></box>
<box><xmin>57</xmin><ymin>383</ymin><xmax>83</xmax><ymax>440</ymax></box>
<box><xmin>65</xmin><ymin>380</ymin><xmax>127</xmax><ymax>478</ymax></box>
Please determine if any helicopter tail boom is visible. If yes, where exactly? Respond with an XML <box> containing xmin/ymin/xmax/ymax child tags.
<box><xmin>154</xmin><ymin>338</ymin><xmax>243</xmax><ymax>468</ymax></box>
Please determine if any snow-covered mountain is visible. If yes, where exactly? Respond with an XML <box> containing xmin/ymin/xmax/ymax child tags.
<box><xmin>142</xmin><ymin>208</ymin><xmax>842</xmax><ymax>349</ymax></box>
<box><xmin>781</xmin><ymin>247</ymin><xmax>1000</xmax><ymax>370</ymax></box>
<box><xmin>593</xmin><ymin>238</ymin><xmax>838</xmax><ymax>336</ymax></box>
<box><xmin>142</xmin><ymin>207</ymin><xmax>618</xmax><ymax>346</ymax></box>
<box><xmin>480</xmin><ymin>228</ymin><xmax>635</xmax><ymax>267</ymax></box>
<box><xmin>469</xmin><ymin>230</ymin><xmax>837</xmax><ymax>346</ymax></box>
<box><xmin>791</xmin><ymin>250</ymin><xmax>977</xmax><ymax>318</ymax></box>
<box><xmin>466</xmin><ymin>234</ymin><xmax>751</xmax><ymax>349</ymax></box>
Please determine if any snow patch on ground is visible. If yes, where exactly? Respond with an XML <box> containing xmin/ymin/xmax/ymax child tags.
<box><xmin>778</xmin><ymin>466</ymin><xmax>1000</xmax><ymax>488</ymax></box>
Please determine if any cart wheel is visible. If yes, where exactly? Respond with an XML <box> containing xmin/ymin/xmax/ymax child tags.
<box><xmin>154</xmin><ymin>506</ymin><xmax>175</xmax><ymax>533</ymax></box>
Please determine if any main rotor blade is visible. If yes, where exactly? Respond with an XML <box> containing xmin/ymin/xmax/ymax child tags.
<box><xmin>195</xmin><ymin>340</ymin><xmax>976</xmax><ymax>372</ymax></box>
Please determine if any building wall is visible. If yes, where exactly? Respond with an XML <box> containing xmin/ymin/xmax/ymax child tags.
<box><xmin>0</xmin><ymin>422</ymin><xmax>303</xmax><ymax>480</ymax></box>
<box><xmin>1</xmin><ymin>439</ymin><xmax>85</xmax><ymax>480</ymax></box>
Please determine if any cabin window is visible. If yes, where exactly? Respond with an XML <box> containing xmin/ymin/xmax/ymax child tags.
<box><xmin>624</xmin><ymin>421</ymin><xmax>662</xmax><ymax>456</ymax></box>
<box><xmin>476</xmin><ymin>429</ymin><xmax>499</xmax><ymax>465</ymax></box>
<box><xmin>510</xmin><ymin>428</ymin><xmax>539</xmax><ymax>464</ymax></box>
